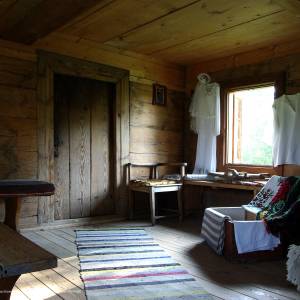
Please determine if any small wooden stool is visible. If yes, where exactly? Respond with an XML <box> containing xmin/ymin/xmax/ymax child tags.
<box><xmin>127</xmin><ymin>163</ymin><xmax>187</xmax><ymax>225</ymax></box>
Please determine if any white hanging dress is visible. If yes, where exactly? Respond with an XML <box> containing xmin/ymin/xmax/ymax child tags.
<box><xmin>189</xmin><ymin>77</ymin><xmax>220</xmax><ymax>174</ymax></box>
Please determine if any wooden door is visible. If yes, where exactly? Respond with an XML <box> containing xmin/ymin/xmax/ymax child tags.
<box><xmin>54</xmin><ymin>74</ymin><xmax>114</xmax><ymax>220</ymax></box>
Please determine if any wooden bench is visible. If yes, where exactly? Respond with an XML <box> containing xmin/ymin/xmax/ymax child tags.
<box><xmin>0</xmin><ymin>224</ymin><xmax>57</xmax><ymax>299</ymax></box>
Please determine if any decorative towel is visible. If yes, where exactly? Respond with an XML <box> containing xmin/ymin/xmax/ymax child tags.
<box><xmin>248</xmin><ymin>175</ymin><xmax>284</xmax><ymax>209</ymax></box>
<box><xmin>233</xmin><ymin>221</ymin><xmax>280</xmax><ymax>254</ymax></box>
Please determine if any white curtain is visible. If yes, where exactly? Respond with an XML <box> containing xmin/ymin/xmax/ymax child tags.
<box><xmin>189</xmin><ymin>75</ymin><xmax>220</xmax><ymax>174</ymax></box>
<box><xmin>273</xmin><ymin>93</ymin><xmax>300</xmax><ymax>166</ymax></box>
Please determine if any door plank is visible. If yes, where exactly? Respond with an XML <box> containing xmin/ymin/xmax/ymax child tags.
<box><xmin>91</xmin><ymin>81</ymin><xmax>114</xmax><ymax>216</ymax></box>
<box><xmin>54</xmin><ymin>75</ymin><xmax>70</xmax><ymax>220</ymax></box>
<box><xmin>69</xmin><ymin>77</ymin><xmax>91</xmax><ymax>218</ymax></box>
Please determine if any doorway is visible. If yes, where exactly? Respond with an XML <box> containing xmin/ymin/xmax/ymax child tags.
<box><xmin>53</xmin><ymin>74</ymin><xmax>115</xmax><ymax>220</ymax></box>
<box><xmin>37</xmin><ymin>51</ymin><xmax>129</xmax><ymax>224</ymax></box>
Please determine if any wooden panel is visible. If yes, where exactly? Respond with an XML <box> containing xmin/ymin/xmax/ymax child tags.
<box><xmin>0</xmin><ymin>85</ymin><xmax>36</xmax><ymax>119</ymax></box>
<box><xmin>37</xmin><ymin>57</ymin><xmax>54</xmax><ymax>224</ymax></box>
<box><xmin>0</xmin><ymin>117</ymin><xmax>37</xmax><ymax>179</ymax></box>
<box><xmin>186</xmin><ymin>39</ymin><xmax>300</xmax><ymax>86</ymax></box>
<box><xmin>54</xmin><ymin>75</ymin><xmax>115</xmax><ymax>219</ymax></box>
<box><xmin>130</xmin><ymin>129</ymin><xmax>183</xmax><ymax>157</ymax></box>
<box><xmin>53</xmin><ymin>75</ymin><xmax>70</xmax><ymax>220</ymax></box>
<box><xmin>61</xmin><ymin>0</ymin><xmax>197</xmax><ymax>43</ymax></box>
<box><xmin>115</xmin><ymin>76</ymin><xmax>130</xmax><ymax>215</ymax></box>
<box><xmin>155</xmin><ymin>11</ymin><xmax>300</xmax><ymax>64</ymax></box>
<box><xmin>130</xmin><ymin>83</ymin><xmax>184</xmax><ymax>131</ymax></box>
<box><xmin>0</xmin><ymin>0</ymin><xmax>104</xmax><ymax>44</ymax></box>
<box><xmin>91</xmin><ymin>81</ymin><xmax>114</xmax><ymax>216</ymax></box>
<box><xmin>283</xmin><ymin>165</ymin><xmax>300</xmax><ymax>176</ymax></box>
<box><xmin>69</xmin><ymin>77</ymin><xmax>91</xmax><ymax>218</ymax></box>
<box><xmin>0</xmin><ymin>54</ymin><xmax>36</xmax><ymax>89</ymax></box>
<box><xmin>0</xmin><ymin>0</ymin><xmax>17</xmax><ymax>17</ymax></box>
<box><xmin>34</xmin><ymin>33</ymin><xmax>185</xmax><ymax>91</ymax></box>
<box><xmin>129</xmin><ymin>82</ymin><xmax>185</xmax><ymax>177</ymax></box>
<box><xmin>105</xmin><ymin>0</ymin><xmax>282</xmax><ymax>54</ymax></box>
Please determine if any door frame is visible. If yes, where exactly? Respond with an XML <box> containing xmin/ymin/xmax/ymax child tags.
<box><xmin>37</xmin><ymin>50</ymin><xmax>130</xmax><ymax>224</ymax></box>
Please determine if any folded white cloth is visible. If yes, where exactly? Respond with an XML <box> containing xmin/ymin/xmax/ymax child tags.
<box><xmin>233</xmin><ymin>220</ymin><xmax>280</xmax><ymax>254</ymax></box>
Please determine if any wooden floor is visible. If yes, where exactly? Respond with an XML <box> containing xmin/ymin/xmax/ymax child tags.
<box><xmin>10</xmin><ymin>217</ymin><xmax>299</xmax><ymax>300</ymax></box>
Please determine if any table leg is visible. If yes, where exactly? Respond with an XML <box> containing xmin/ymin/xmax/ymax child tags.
<box><xmin>0</xmin><ymin>275</ymin><xmax>20</xmax><ymax>300</ymax></box>
<box><xmin>150</xmin><ymin>188</ymin><xmax>156</xmax><ymax>226</ymax></box>
<box><xmin>4</xmin><ymin>197</ymin><xmax>21</xmax><ymax>231</ymax></box>
<box><xmin>177</xmin><ymin>188</ymin><xmax>183</xmax><ymax>222</ymax></box>
<box><xmin>128</xmin><ymin>190</ymin><xmax>134</xmax><ymax>220</ymax></box>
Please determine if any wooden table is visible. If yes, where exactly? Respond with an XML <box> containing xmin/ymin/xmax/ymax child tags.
<box><xmin>0</xmin><ymin>224</ymin><xmax>57</xmax><ymax>300</ymax></box>
<box><xmin>184</xmin><ymin>180</ymin><xmax>265</xmax><ymax>197</ymax></box>
<box><xmin>0</xmin><ymin>180</ymin><xmax>55</xmax><ymax>231</ymax></box>
<box><xmin>129</xmin><ymin>183</ymin><xmax>183</xmax><ymax>225</ymax></box>
<box><xmin>183</xmin><ymin>180</ymin><xmax>266</xmax><ymax>215</ymax></box>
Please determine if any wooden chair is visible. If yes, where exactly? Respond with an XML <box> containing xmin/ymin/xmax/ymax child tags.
<box><xmin>126</xmin><ymin>162</ymin><xmax>187</xmax><ymax>225</ymax></box>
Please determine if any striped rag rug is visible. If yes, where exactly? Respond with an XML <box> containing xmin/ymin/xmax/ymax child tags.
<box><xmin>76</xmin><ymin>228</ymin><xmax>212</xmax><ymax>300</ymax></box>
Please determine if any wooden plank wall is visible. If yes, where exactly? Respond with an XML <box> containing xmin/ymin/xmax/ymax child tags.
<box><xmin>0</xmin><ymin>45</ymin><xmax>38</xmax><ymax>227</ymax></box>
<box><xmin>130</xmin><ymin>82</ymin><xmax>185</xmax><ymax>178</ymax></box>
<box><xmin>185</xmin><ymin>49</ymin><xmax>300</xmax><ymax>176</ymax></box>
<box><xmin>0</xmin><ymin>38</ymin><xmax>185</xmax><ymax>228</ymax></box>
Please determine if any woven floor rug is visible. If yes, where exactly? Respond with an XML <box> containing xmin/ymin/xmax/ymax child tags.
<box><xmin>76</xmin><ymin>228</ymin><xmax>212</xmax><ymax>300</ymax></box>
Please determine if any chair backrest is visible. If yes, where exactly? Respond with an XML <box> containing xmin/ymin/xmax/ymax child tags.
<box><xmin>126</xmin><ymin>163</ymin><xmax>157</xmax><ymax>184</ymax></box>
<box><xmin>156</xmin><ymin>163</ymin><xmax>187</xmax><ymax>179</ymax></box>
<box><xmin>126</xmin><ymin>162</ymin><xmax>187</xmax><ymax>183</ymax></box>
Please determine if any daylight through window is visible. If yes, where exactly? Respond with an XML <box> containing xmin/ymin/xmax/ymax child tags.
<box><xmin>226</xmin><ymin>85</ymin><xmax>275</xmax><ymax>166</ymax></box>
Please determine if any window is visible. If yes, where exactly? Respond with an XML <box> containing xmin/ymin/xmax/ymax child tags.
<box><xmin>226</xmin><ymin>85</ymin><xmax>275</xmax><ymax>166</ymax></box>
<box><xmin>217</xmin><ymin>73</ymin><xmax>285</xmax><ymax>174</ymax></box>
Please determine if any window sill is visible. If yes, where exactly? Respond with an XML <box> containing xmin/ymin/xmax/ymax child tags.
<box><xmin>218</xmin><ymin>164</ymin><xmax>283</xmax><ymax>175</ymax></box>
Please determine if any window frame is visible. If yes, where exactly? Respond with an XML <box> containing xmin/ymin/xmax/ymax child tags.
<box><xmin>217</xmin><ymin>72</ymin><xmax>286</xmax><ymax>175</ymax></box>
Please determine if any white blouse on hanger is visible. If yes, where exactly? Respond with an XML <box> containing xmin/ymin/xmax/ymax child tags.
<box><xmin>273</xmin><ymin>93</ymin><xmax>300</xmax><ymax>166</ymax></box>
<box><xmin>189</xmin><ymin>76</ymin><xmax>220</xmax><ymax>174</ymax></box>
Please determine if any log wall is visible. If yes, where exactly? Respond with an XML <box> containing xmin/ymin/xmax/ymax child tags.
<box><xmin>0</xmin><ymin>38</ymin><xmax>185</xmax><ymax>227</ymax></box>
<box><xmin>185</xmin><ymin>49</ymin><xmax>300</xmax><ymax>177</ymax></box>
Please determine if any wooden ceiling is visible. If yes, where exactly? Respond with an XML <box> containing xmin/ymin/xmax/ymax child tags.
<box><xmin>1</xmin><ymin>0</ymin><xmax>300</xmax><ymax>65</ymax></box>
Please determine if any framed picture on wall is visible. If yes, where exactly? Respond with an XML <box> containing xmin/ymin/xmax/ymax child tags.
<box><xmin>153</xmin><ymin>84</ymin><xmax>167</xmax><ymax>106</ymax></box>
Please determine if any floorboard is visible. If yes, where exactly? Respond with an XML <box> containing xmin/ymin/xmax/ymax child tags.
<box><xmin>9</xmin><ymin>217</ymin><xmax>298</xmax><ymax>300</ymax></box>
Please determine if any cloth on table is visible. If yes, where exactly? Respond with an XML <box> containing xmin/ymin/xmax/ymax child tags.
<box><xmin>233</xmin><ymin>220</ymin><xmax>280</xmax><ymax>254</ymax></box>
<box><xmin>130</xmin><ymin>179</ymin><xmax>178</xmax><ymax>186</ymax></box>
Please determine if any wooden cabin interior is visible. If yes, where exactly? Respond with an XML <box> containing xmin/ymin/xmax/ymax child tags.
<box><xmin>0</xmin><ymin>0</ymin><xmax>300</xmax><ymax>299</ymax></box>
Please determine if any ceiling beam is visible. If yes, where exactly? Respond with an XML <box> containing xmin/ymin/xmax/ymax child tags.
<box><xmin>0</xmin><ymin>0</ymin><xmax>105</xmax><ymax>44</ymax></box>
<box><xmin>274</xmin><ymin>0</ymin><xmax>300</xmax><ymax>16</ymax></box>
